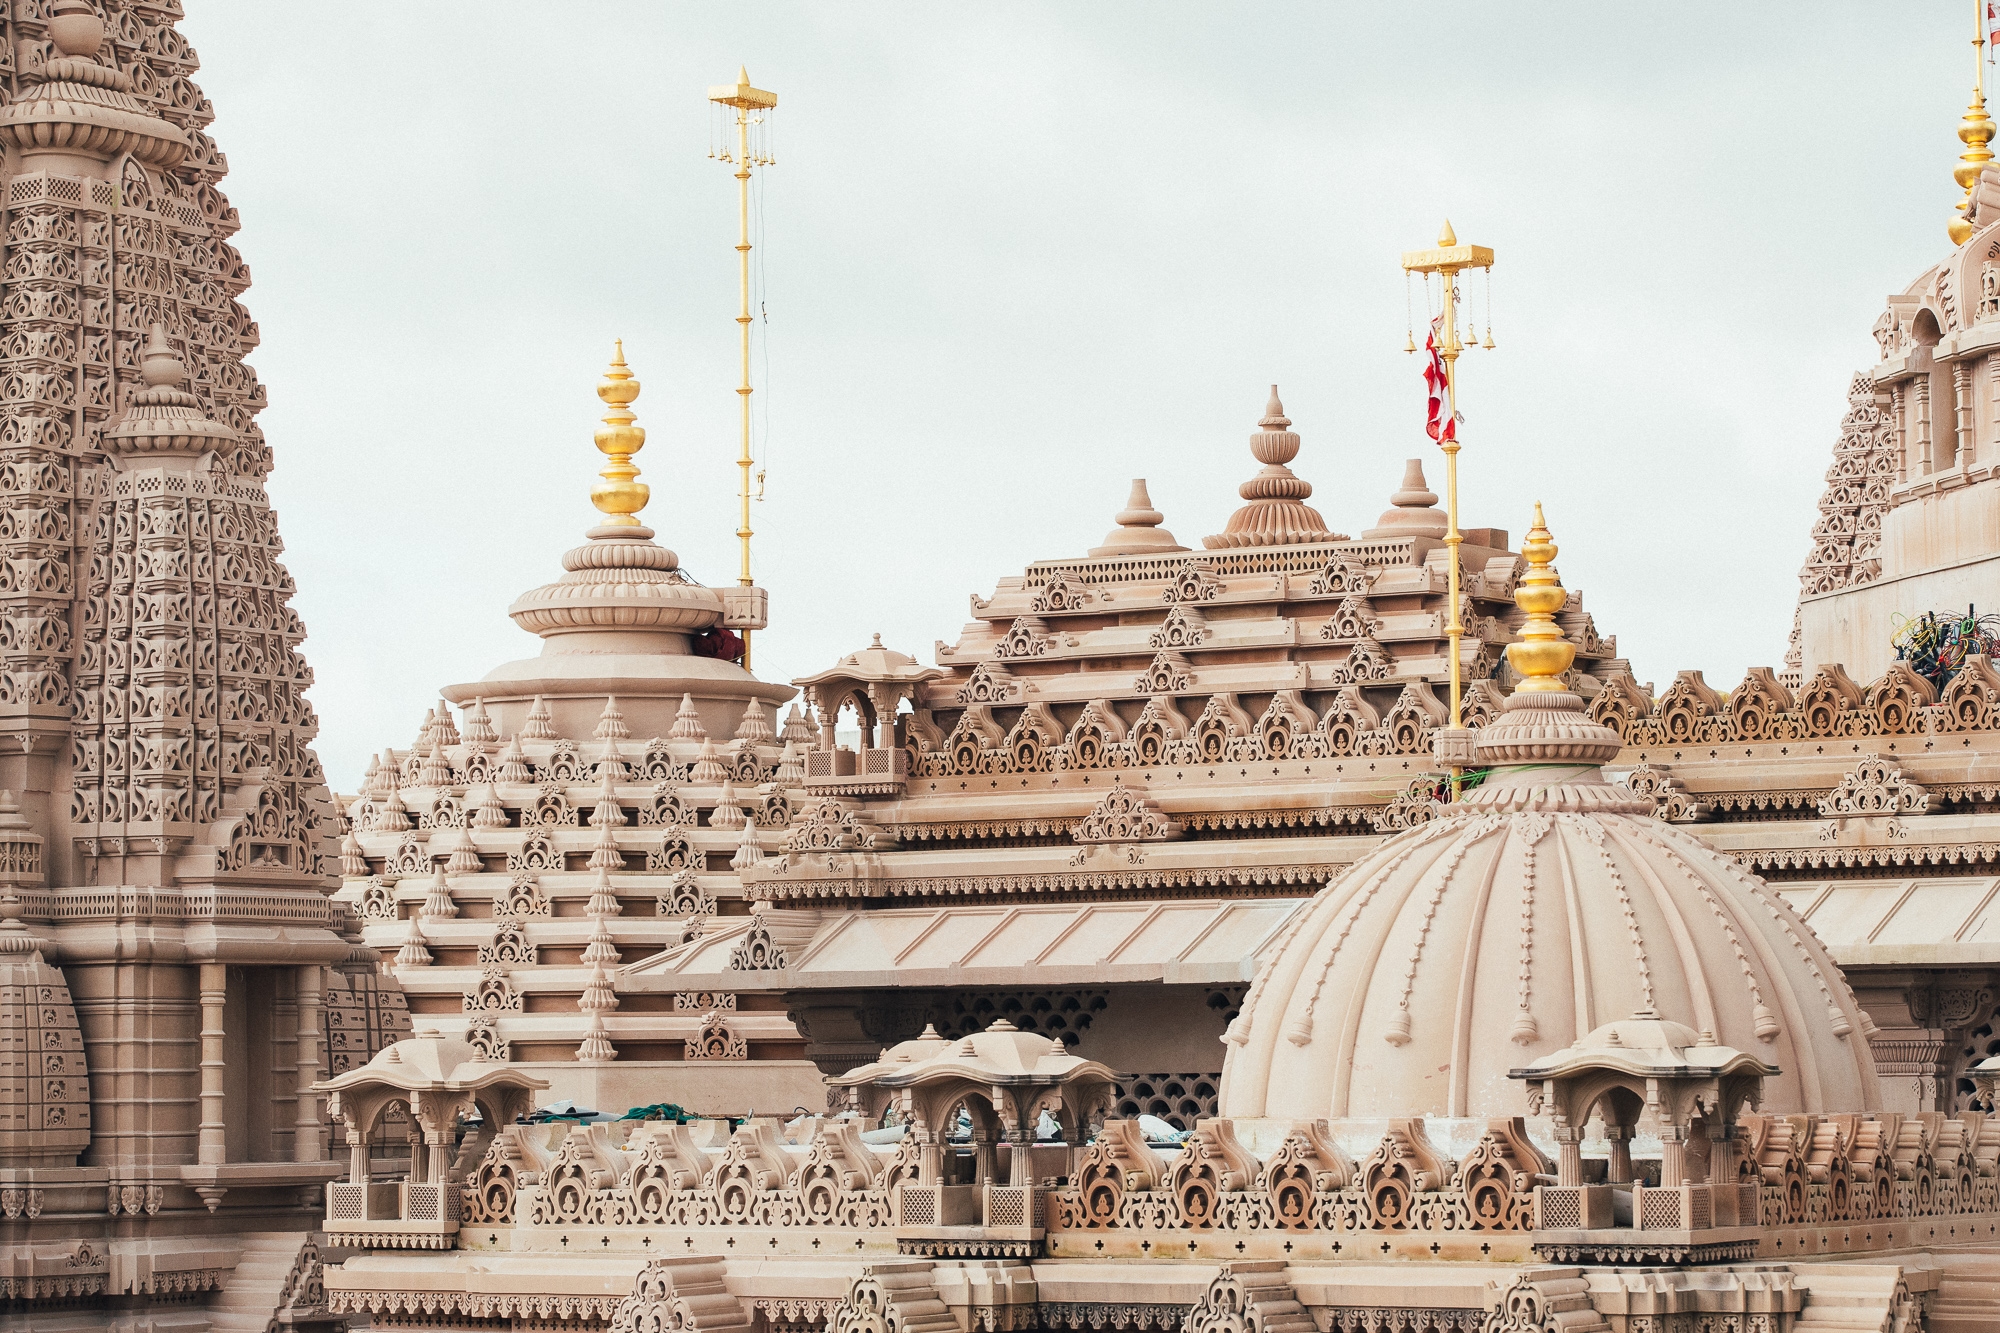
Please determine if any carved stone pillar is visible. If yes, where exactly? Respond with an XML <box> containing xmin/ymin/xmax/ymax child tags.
<box><xmin>346</xmin><ymin>1127</ymin><xmax>369</xmax><ymax>1185</ymax></box>
<box><xmin>1554</xmin><ymin>1125</ymin><xmax>1583</xmax><ymax>1187</ymax></box>
<box><xmin>1604</xmin><ymin>1124</ymin><xmax>1633</xmax><ymax>1185</ymax></box>
<box><xmin>1953</xmin><ymin>361</ymin><xmax>1972</xmax><ymax>469</ymax></box>
<box><xmin>1658</xmin><ymin>1125</ymin><xmax>1687</xmax><ymax>1188</ymax></box>
<box><xmin>295</xmin><ymin>964</ymin><xmax>325</xmax><ymax>1161</ymax></box>
<box><xmin>1006</xmin><ymin>1129</ymin><xmax>1034</xmax><ymax>1186</ymax></box>
<box><xmin>198</xmin><ymin>962</ymin><xmax>227</xmax><ymax>1165</ymax></box>
<box><xmin>1916</xmin><ymin>374</ymin><xmax>1933</xmax><ymax>474</ymax></box>
<box><xmin>1892</xmin><ymin>383</ymin><xmax>1908</xmax><ymax>481</ymax></box>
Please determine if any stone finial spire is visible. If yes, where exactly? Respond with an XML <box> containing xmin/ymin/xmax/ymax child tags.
<box><xmin>692</xmin><ymin>740</ymin><xmax>727</xmax><ymax>784</ymax></box>
<box><xmin>586</xmin><ymin>867</ymin><xmax>622</xmax><ymax>918</ymax></box>
<box><xmin>670</xmin><ymin>695</ymin><xmax>707</xmax><ymax>741</ymax></box>
<box><xmin>394</xmin><ymin>917</ymin><xmax>432</xmax><ymax>969</ymax></box>
<box><xmin>420</xmin><ymin>866</ymin><xmax>458</xmax><ymax>920</ymax></box>
<box><xmin>595</xmin><ymin>736</ymin><xmax>630</xmax><ymax>781</ymax></box>
<box><xmin>731</xmin><ymin>817</ymin><xmax>764</xmax><ymax>871</ymax></box>
<box><xmin>577</xmin><ymin>964</ymin><xmax>619</xmax><ymax>1062</ymax></box>
<box><xmin>775</xmin><ymin>741</ymin><xmax>805</xmax><ymax>785</ymax></box>
<box><xmin>433</xmin><ymin>699</ymin><xmax>461</xmax><ymax>746</ymax></box>
<box><xmin>103</xmin><ymin>322</ymin><xmax>238</xmax><ymax>465</ymax></box>
<box><xmin>521</xmin><ymin>697</ymin><xmax>556</xmax><ymax>740</ymax></box>
<box><xmin>733</xmin><ymin>698</ymin><xmax>774</xmax><ymax>743</ymax></box>
<box><xmin>781</xmin><ymin>706</ymin><xmax>816</xmax><ymax>746</ymax></box>
<box><xmin>494</xmin><ymin>736</ymin><xmax>531</xmax><ymax>784</ymax></box>
<box><xmin>1089</xmin><ymin>479</ymin><xmax>1187</xmax><ymax>558</ymax></box>
<box><xmin>711</xmin><ymin>783</ymin><xmax>745</xmax><ymax>829</ymax></box>
<box><xmin>1204</xmin><ymin>387</ymin><xmax>1339</xmax><ymax>549</ymax></box>
<box><xmin>1361</xmin><ymin>458</ymin><xmax>1448</xmax><ymax>540</ymax></box>
<box><xmin>590</xmin><ymin>342</ymin><xmax>649</xmax><ymax>529</ymax></box>
<box><xmin>595</xmin><ymin>696</ymin><xmax>630</xmax><ymax>740</ymax></box>
<box><xmin>462</xmin><ymin>698</ymin><xmax>498</xmax><ymax>748</ymax></box>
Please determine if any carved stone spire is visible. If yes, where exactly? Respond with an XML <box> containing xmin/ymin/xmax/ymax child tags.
<box><xmin>1361</xmin><ymin>458</ymin><xmax>1448</xmax><ymax>540</ymax></box>
<box><xmin>1204</xmin><ymin>387</ymin><xmax>1340</xmax><ymax>549</ymax></box>
<box><xmin>1090</xmin><ymin>479</ymin><xmax>1187</xmax><ymax>558</ymax></box>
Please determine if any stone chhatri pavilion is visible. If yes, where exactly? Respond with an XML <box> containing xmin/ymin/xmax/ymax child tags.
<box><xmin>3</xmin><ymin>3</ymin><xmax>2000</xmax><ymax>1331</ymax></box>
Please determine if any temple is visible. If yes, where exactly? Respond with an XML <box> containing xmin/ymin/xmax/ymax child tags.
<box><xmin>3</xmin><ymin>3</ymin><xmax>2000</xmax><ymax>1332</ymax></box>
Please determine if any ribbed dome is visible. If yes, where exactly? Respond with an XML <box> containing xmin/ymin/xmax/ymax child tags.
<box><xmin>1216</xmin><ymin>775</ymin><xmax>1880</xmax><ymax>1121</ymax></box>
<box><xmin>1218</xmin><ymin>507</ymin><xmax>1882</xmax><ymax>1123</ymax></box>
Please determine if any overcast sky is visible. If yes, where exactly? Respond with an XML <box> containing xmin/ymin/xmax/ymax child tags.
<box><xmin>177</xmin><ymin>2</ymin><xmax>1977</xmax><ymax>790</ymax></box>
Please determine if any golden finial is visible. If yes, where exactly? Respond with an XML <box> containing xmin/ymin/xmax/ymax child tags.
<box><xmin>1437</xmin><ymin>218</ymin><xmax>1456</xmax><ymax>247</ymax></box>
<box><xmin>1950</xmin><ymin>94</ymin><xmax>1995</xmax><ymax>244</ymax></box>
<box><xmin>590</xmin><ymin>340</ymin><xmax>648</xmax><ymax>527</ymax></box>
<box><xmin>1950</xmin><ymin>9</ymin><xmax>1997</xmax><ymax>244</ymax></box>
<box><xmin>1505</xmin><ymin>503</ymin><xmax>1575</xmax><ymax>693</ymax></box>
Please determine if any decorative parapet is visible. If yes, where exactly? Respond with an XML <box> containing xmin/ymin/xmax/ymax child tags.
<box><xmin>1594</xmin><ymin>656</ymin><xmax>2000</xmax><ymax>748</ymax></box>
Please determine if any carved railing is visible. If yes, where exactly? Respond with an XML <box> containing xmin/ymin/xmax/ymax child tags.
<box><xmin>469</xmin><ymin>1117</ymin><xmax>915</xmax><ymax>1233</ymax></box>
<box><xmin>461</xmin><ymin>1108</ymin><xmax>2000</xmax><ymax>1256</ymax></box>
<box><xmin>1048</xmin><ymin>1117</ymin><xmax>1541</xmax><ymax>1236</ymax></box>
<box><xmin>324</xmin><ymin>1178</ymin><xmax>460</xmax><ymax>1250</ymax></box>
<box><xmin>1593</xmin><ymin>659</ymin><xmax>2000</xmax><ymax>749</ymax></box>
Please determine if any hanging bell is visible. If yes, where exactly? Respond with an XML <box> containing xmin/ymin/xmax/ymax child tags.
<box><xmin>1404</xmin><ymin>330</ymin><xmax>1416</xmax><ymax>354</ymax></box>
<box><xmin>1482</xmin><ymin>328</ymin><xmax>1496</xmax><ymax>350</ymax></box>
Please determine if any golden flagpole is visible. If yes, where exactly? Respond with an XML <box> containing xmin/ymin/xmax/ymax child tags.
<box><xmin>709</xmin><ymin>67</ymin><xmax>777</xmax><ymax>670</ymax></box>
<box><xmin>1402</xmin><ymin>221</ymin><xmax>1494</xmax><ymax>792</ymax></box>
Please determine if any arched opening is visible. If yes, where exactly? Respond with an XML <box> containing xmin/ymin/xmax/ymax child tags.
<box><xmin>1909</xmin><ymin>309</ymin><xmax>1954</xmax><ymax>473</ymax></box>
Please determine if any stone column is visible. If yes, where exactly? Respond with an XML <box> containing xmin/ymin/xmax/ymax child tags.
<box><xmin>295</xmin><ymin>964</ymin><xmax>325</xmax><ymax>1161</ymax></box>
<box><xmin>972</xmin><ymin>1132</ymin><xmax>998</xmax><ymax>1186</ymax></box>
<box><xmin>1916</xmin><ymin>374</ymin><xmax>1933</xmax><ymax>475</ymax></box>
<box><xmin>1892</xmin><ymin>384</ymin><xmax>1908</xmax><ymax>481</ymax></box>
<box><xmin>1709</xmin><ymin>1120</ymin><xmax>1734</xmax><ymax>1185</ymax></box>
<box><xmin>1658</xmin><ymin>1125</ymin><xmax>1686</xmax><ymax>1189</ymax></box>
<box><xmin>1604</xmin><ymin>1124</ymin><xmax>1632</xmax><ymax>1185</ymax></box>
<box><xmin>198</xmin><ymin>962</ymin><xmax>228</xmax><ymax>1165</ymax></box>
<box><xmin>346</xmin><ymin>1126</ymin><xmax>369</xmax><ymax>1186</ymax></box>
<box><xmin>1007</xmin><ymin>1130</ymin><xmax>1034</xmax><ymax>1186</ymax></box>
<box><xmin>1953</xmin><ymin>361</ymin><xmax>1972</xmax><ymax>469</ymax></box>
<box><xmin>917</xmin><ymin>1128</ymin><xmax>943</xmax><ymax>1185</ymax></box>
<box><xmin>1553</xmin><ymin>1124</ymin><xmax>1583</xmax><ymax>1187</ymax></box>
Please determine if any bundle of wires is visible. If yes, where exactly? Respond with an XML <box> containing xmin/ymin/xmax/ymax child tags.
<box><xmin>1891</xmin><ymin>606</ymin><xmax>2000</xmax><ymax>690</ymax></box>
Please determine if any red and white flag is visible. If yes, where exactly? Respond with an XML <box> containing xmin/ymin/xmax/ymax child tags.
<box><xmin>1423</xmin><ymin>314</ymin><xmax>1455</xmax><ymax>444</ymax></box>
<box><xmin>1989</xmin><ymin>2</ymin><xmax>1999</xmax><ymax>56</ymax></box>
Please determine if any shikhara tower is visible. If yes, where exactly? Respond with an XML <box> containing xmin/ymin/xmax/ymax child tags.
<box><xmin>0</xmin><ymin>3</ymin><xmax>368</xmax><ymax>1329</ymax></box>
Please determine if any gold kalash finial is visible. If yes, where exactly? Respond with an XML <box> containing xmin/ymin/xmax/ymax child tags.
<box><xmin>1950</xmin><ymin>1</ymin><xmax>1997</xmax><ymax>244</ymax></box>
<box><xmin>590</xmin><ymin>341</ymin><xmax>648</xmax><ymax>527</ymax></box>
<box><xmin>1505</xmin><ymin>503</ymin><xmax>1575</xmax><ymax>692</ymax></box>
<box><xmin>709</xmin><ymin>66</ymin><xmax>778</xmax><ymax>671</ymax></box>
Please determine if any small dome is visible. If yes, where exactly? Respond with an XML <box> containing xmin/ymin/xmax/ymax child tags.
<box><xmin>833</xmin><ymin>634</ymin><xmax>928</xmax><ymax>678</ymax></box>
<box><xmin>1218</xmin><ymin>507</ymin><xmax>1880</xmax><ymax>1123</ymax></box>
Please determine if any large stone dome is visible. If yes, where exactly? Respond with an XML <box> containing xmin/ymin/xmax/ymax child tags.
<box><xmin>1218</xmin><ymin>508</ymin><xmax>1882</xmax><ymax>1124</ymax></box>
